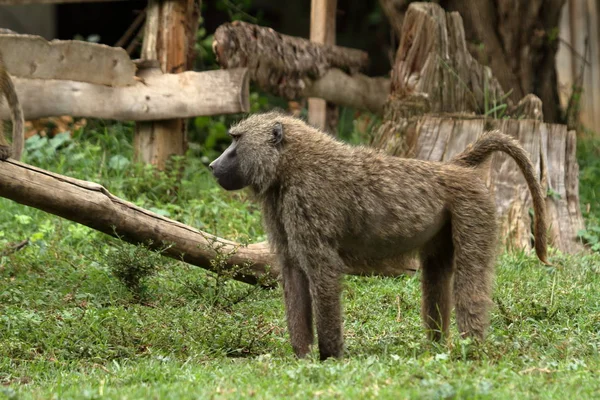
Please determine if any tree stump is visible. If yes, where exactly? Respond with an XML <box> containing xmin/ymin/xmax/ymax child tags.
<box><xmin>372</xmin><ymin>2</ymin><xmax>585</xmax><ymax>255</ymax></box>
<box><xmin>379</xmin><ymin>0</ymin><xmax>566</xmax><ymax>124</ymax></box>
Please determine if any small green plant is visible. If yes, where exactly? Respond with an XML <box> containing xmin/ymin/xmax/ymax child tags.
<box><xmin>483</xmin><ymin>79</ymin><xmax>512</xmax><ymax>119</ymax></box>
<box><xmin>437</xmin><ymin>54</ymin><xmax>512</xmax><ymax>119</ymax></box>
<box><xmin>576</xmin><ymin>131</ymin><xmax>600</xmax><ymax>253</ymax></box>
<box><xmin>578</xmin><ymin>224</ymin><xmax>600</xmax><ymax>252</ymax></box>
<box><xmin>105</xmin><ymin>238</ymin><xmax>172</xmax><ymax>300</ymax></box>
<box><xmin>25</xmin><ymin>132</ymin><xmax>75</xmax><ymax>164</ymax></box>
<box><xmin>181</xmin><ymin>232</ymin><xmax>276</xmax><ymax>309</ymax></box>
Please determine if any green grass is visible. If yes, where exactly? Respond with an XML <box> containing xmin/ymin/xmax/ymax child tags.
<box><xmin>1</xmin><ymin>121</ymin><xmax>600</xmax><ymax>399</ymax></box>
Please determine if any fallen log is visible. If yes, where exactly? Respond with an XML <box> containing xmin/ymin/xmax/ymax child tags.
<box><xmin>0</xmin><ymin>159</ymin><xmax>275</xmax><ymax>285</ymax></box>
<box><xmin>0</xmin><ymin>68</ymin><xmax>250</xmax><ymax>121</ymax></box>
<box><xmin>0</xmin><ymin>160</ymin><xmax>416</xmax><ymax>285</ymax></box>
<box><xmin>213</xmin><ymin>21</ymin><xmax>390</xmax><ymax>114</ymax></box>
<box><xmin>0</xmin><ymin>33</ymin><xmax>136</xmax><ymax>87</ymax></box>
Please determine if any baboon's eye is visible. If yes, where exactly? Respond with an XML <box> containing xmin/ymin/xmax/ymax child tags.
<box><xmin>228</xmin><ymin>130</ymin><xmax>242</xmax><ymax>139</ymax></box>
<box><xmin>271</xmin><ymin>122</ymin><xmax>284</xmax><ymax>145</ymax></box>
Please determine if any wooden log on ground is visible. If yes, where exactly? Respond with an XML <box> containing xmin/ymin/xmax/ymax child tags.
<box><xmin>0</xmin><ymin>160</ymin><xmax>416</xmax><ymax>285</ymax></box>
<box><xmin>0</xmin><ymin>34</ymin><xmax>136</xmax><ymax>86</ymax></box>
<box><xmin>0</xmin><ymin>68</ymin><xmax>250</xmax><ymax>121</ymax></box>
<box><xmin>308</xmin><ymin>0</ymin><xmax>338</xmax><ymax>134</ymax></box>
<box><xmin>212</xmin><ymin>21</ymin><xmax>388</xmax><ymax>114</ymax></box>
<box><xmin>0</xmin><ymin>159</ymin><xmax>276</xmax><ymax>285</ymax></box>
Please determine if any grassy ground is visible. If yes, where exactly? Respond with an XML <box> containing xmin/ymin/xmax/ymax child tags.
<box><xmin>1</xmin><ymin>119</ymin><xmax>599</xmax><ymax>399</ymax></box>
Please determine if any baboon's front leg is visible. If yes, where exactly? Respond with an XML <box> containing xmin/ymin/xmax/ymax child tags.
<box><xmin>281</xmin><ymin>259</ymin><xmax>313</xmax><ymax>358</ymax></box>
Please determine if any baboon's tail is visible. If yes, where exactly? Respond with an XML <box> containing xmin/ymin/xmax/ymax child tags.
<box><xmin>0</xmin><ymin>51</ymin><xmax>24</xmax><ymax>160</ymax></box>
<box><xmin>451</xmin><ymin>130</ymin><xmax>550</xmax><ymax>265</ymax></box>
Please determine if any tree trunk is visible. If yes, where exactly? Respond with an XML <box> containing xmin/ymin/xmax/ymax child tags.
<box><xmin>379</xmin><ymin>0</ymin><xmax>567</xmax><ymax>123</ymax></box>
<box><xmin>373</xmin><ymin>2</ymin><xmax>585</xmax><ymax>255</ymax></box>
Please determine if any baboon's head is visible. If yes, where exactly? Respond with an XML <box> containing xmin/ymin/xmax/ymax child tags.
<box><xmin>209</xmin><ymin>111</ymin><xmax>287</xmax><ymax>193</ymax></box>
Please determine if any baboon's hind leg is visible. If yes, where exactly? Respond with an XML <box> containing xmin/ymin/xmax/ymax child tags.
<box><xmin>451</xmin><ymin>199</ymin><xmax>497</xmax><ymax>340</ymax></box>
<box><xmin>420</xmin><ymin>224</ymin><xmax>454</xmax><ymax>341</ymax></box>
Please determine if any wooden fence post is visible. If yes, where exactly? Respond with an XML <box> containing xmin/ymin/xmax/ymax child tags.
<box><xmin>134</xmin><ymin>0</ymin><xmax>199</xmax><ymax>170</ymax></box>
<box><xmin>308</xmin><ymin>0</ymin><xmax>338</xmax><ymax>134</ymax></box>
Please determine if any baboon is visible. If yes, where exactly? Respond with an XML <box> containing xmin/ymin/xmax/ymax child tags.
<box><xmin>0</xmin><ymin>50</ymin><xmax>24</xmax><ymax>161</ymax></box>
<box><xmin>209</xmin><ymin>111</ymin><xmax>549</xmax><ymax>360</ymax></box>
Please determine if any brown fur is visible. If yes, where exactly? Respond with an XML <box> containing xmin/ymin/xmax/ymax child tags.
<box><xmin>0</xmin><ymin>51</ymin><xmax>24</xmax><ymax>161</ymax></box>
<box><xmin>218</xmin><ymin>111</ymin><xmax>549</xmax><ymax>360</ymax></box>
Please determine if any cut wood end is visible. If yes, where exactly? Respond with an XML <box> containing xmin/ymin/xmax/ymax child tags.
<box><xmin>239</xmin><ymin>68</ymin><xmax>250</xmax><ymax>112</ymax></box>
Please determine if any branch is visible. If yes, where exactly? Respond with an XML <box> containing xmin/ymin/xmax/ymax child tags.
<box><xmin>0</xmin><ymin>68</ymin><xmax>250</xmax><ymax>121</ymax></box>
<box><xmin>0</xmin><ymin>160</ymin><xmax>415</xmax><ymax>285</ymax></box>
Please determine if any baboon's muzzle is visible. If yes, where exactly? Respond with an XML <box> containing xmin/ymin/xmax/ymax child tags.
<box><xmin>209</xmin><ymin>144</ymin><xmax>247</xmax><ymax>191</ymax></box>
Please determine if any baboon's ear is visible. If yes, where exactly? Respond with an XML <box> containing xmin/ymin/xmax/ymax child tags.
<box><xmin>272</xmin><ymin>122</ymin><xmax>284</xmax><ymax>145</ymax></box>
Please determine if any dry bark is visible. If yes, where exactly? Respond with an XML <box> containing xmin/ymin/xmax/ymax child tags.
<box><xmin>213</xmin><ymin>21</ymin><xmax>369</xmax><ymax>100</ymax></box>
<box><xmin>386</xmin><ymin>2</ymin><xmax>508</xmax><ymax>115</ymax></box>
<box><xmin>213</xmin><ymin>21</ymin><xmax>387</xmax><ymax>114</ymax></box>
<box><xmin>541</xmin><ymin>127</ymin><xmax>585</xmax><ymax>254</ymax></box>
<box><xmin>0</xmin><ymin>160</ymin><xmax>416</xmax><ymax>285</ymax></box>
<box><xmin>0</xmin><ymin>68</ymin><xmax>250</xmax><ymax>121</ymax></box>
<box><xmin>0</xmin><ymin>33</ymin><xmax>136</xmax><ymax>87</ymax></box>
<box><xmin>379</xmin><ymin>0</ymin><xmax>566</xmax><ymax>123</ymax></box>
<box><xmin>374</xmin><ymin>2</ymin><xmax>548</xmax><ymax>150</ymax></box>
